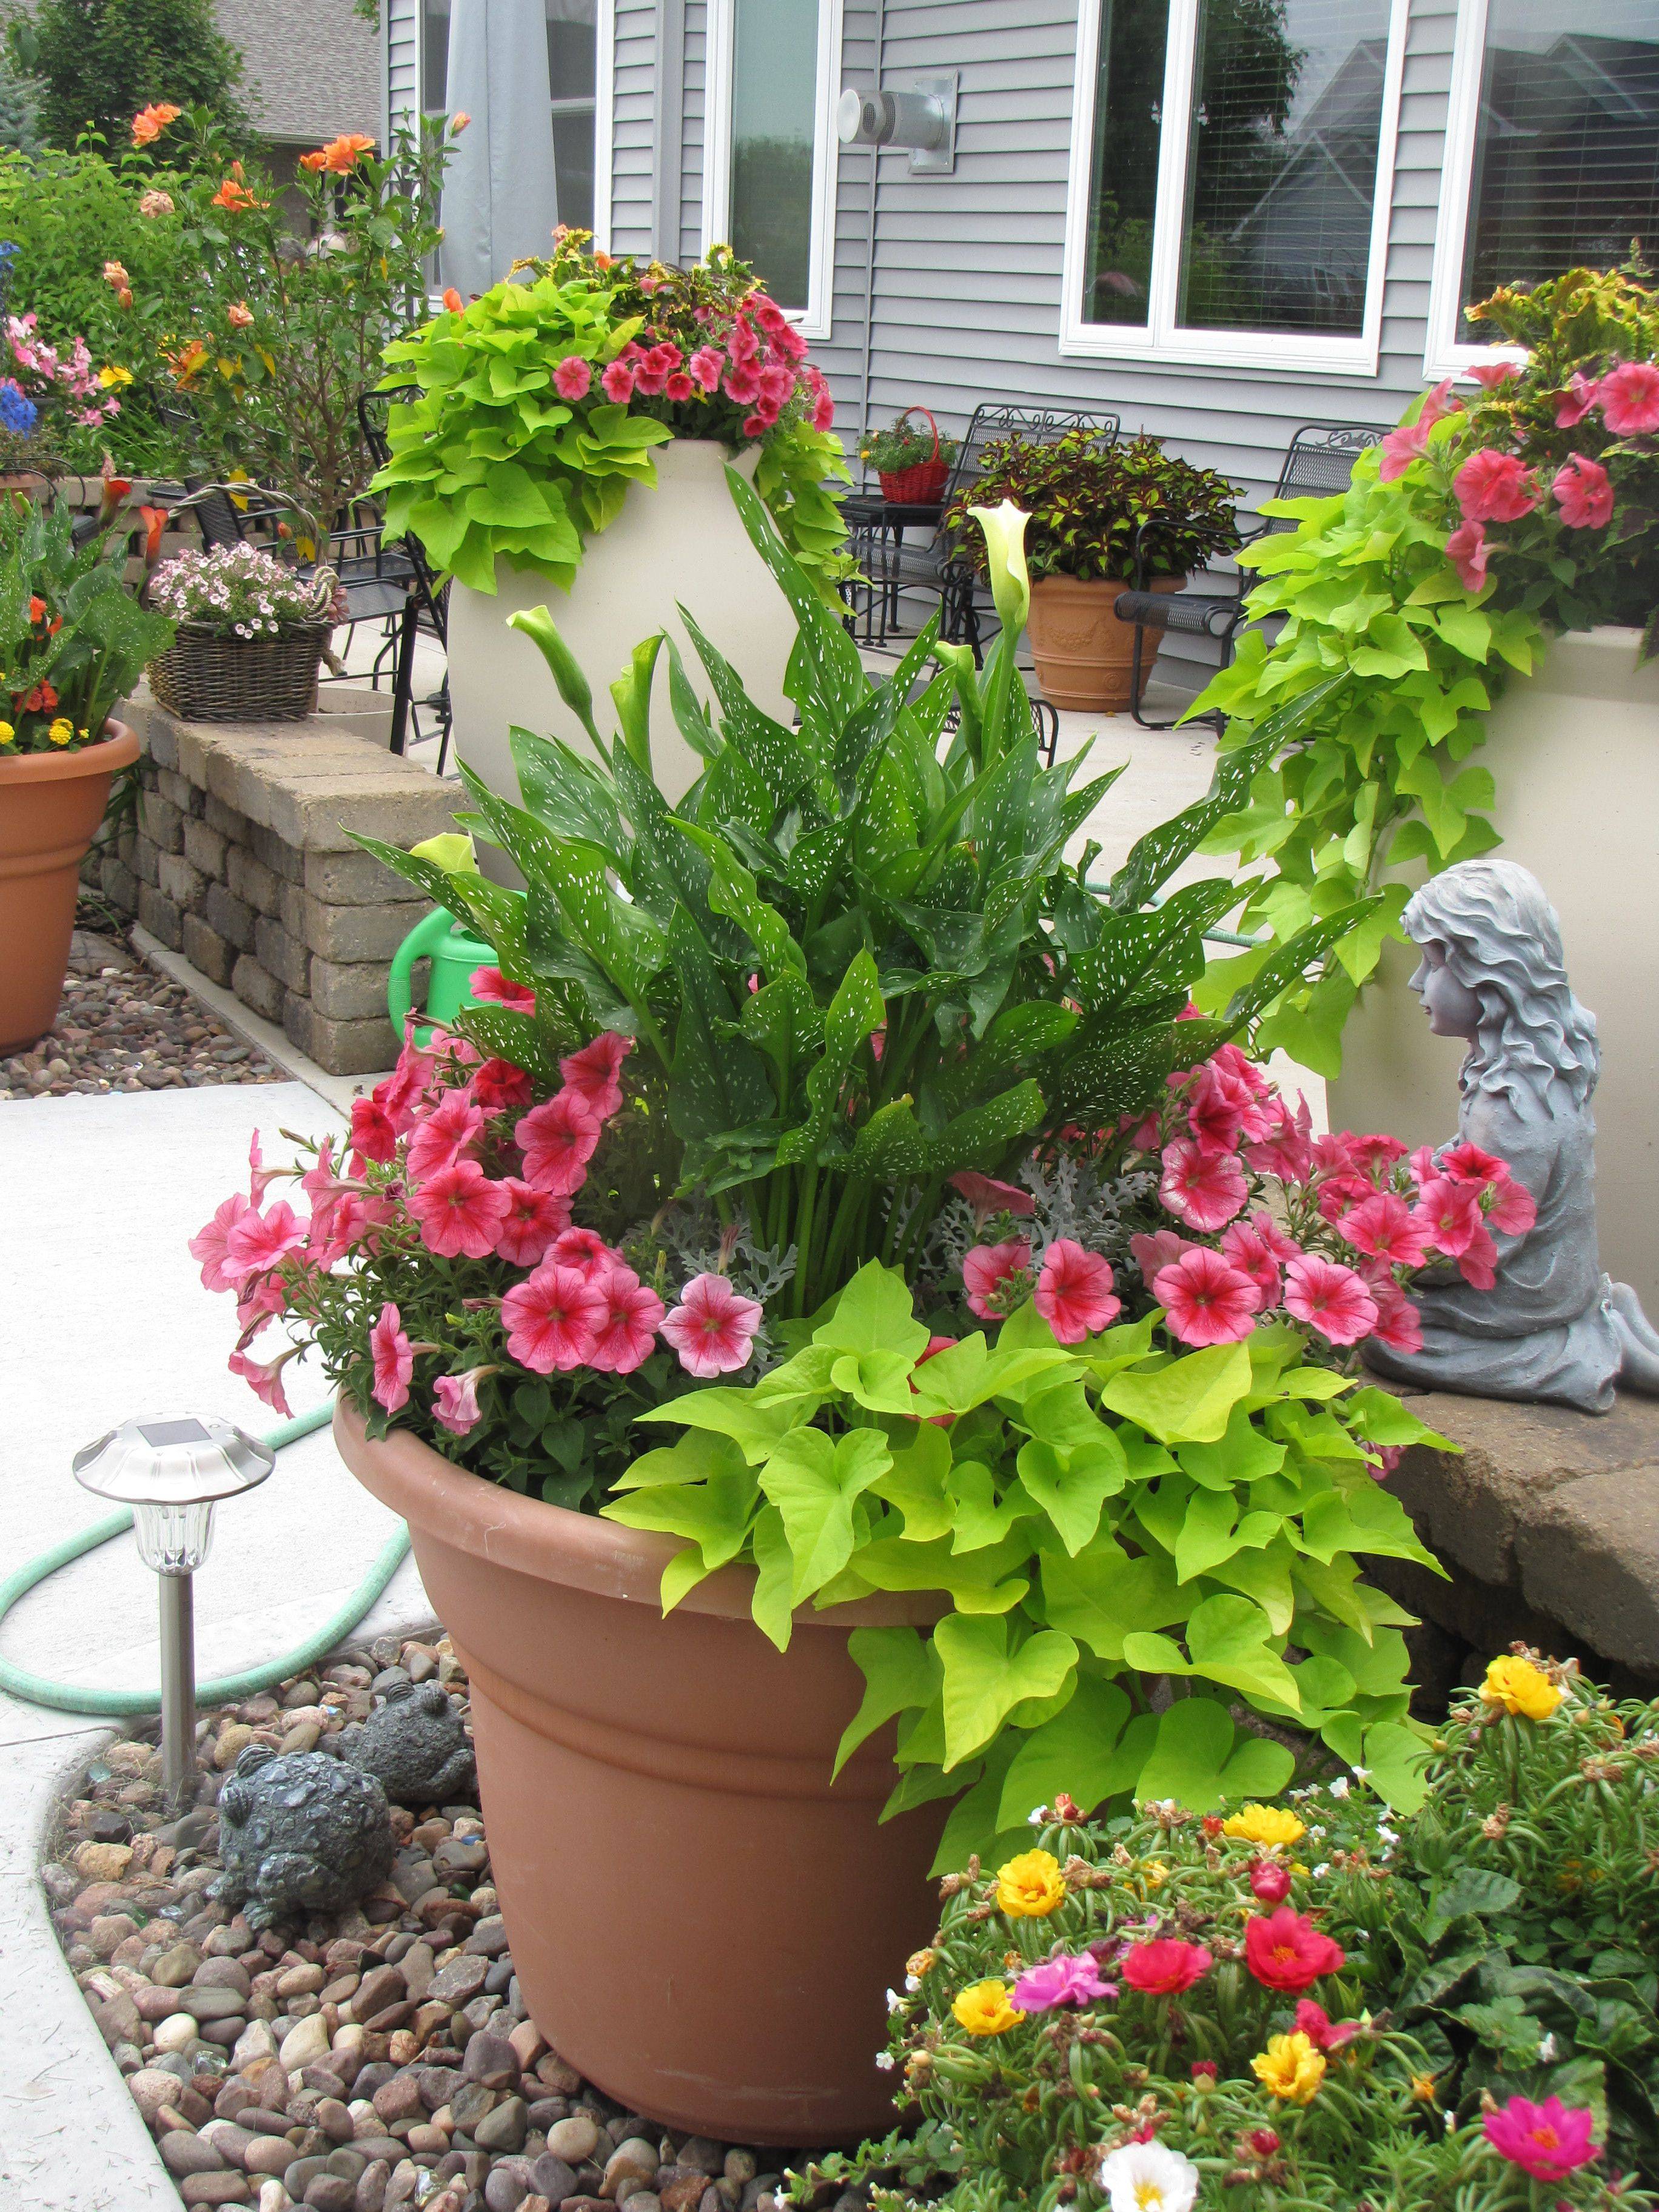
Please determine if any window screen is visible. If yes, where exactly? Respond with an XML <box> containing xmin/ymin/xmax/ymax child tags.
<box><xmin>729</xmin><ymin>0</ymin><xmax>819</xmax><ymax>310</ymax></box>
<box><xmin>548</xmin><ymin>0</ymin><xmax>598</xmax><ymax>233</ymax></box>
<box><xmin>1461</xmin><ymin>0</ymin><xmax>1659</xmax><ymax>338</ymax></box>
<box><xmin>423</xmin><ymin>0</ymin><xmax>449</xmax><ymax>115</ymax></box>
<box><xmin>1176</xmin><ymin>0</ymin><xmax>1389</xmax><ymax>337</ymax></box>
<box><xmin>1081</xmin><ymin>0</ymin><xmax>1168</xmax><ymax>328</ymax></box>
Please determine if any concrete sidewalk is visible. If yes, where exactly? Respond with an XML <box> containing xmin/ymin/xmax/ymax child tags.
<box><xmin>0</xmin><ymin>1079</ymin><xmax>436</xmax><ymax>2211</ymax></box>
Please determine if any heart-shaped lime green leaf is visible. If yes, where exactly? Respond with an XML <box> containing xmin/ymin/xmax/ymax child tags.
<box><xmin>995</xmin><ymin>1674</ymin><xmax>1133</xmax><ymax>1829</ymax></box>
<box><xmin>1124</xmin><ymin>1592</ymin><xmax>1300</xmax><ymax>1711</ymax></box>
<box><xmin>760</xmin><ymin>1426</ymin><xmax>892</xmax><ymax>1601</ymax></box>
<box><xmin>836</xmin><ymin>1626</ymin><xmax>942</xmax><ymax>1778</ymax></box>
<box><xmin>934</xmin><ymin>1614</ymin><xmax>1079</xmax><ymax>1769</ymax></box>
<box><xmin>1039</xmin><ymin>1535</ymin><xmax>1187</xmax><ymax>1661</ymax></box>
<box><xmin>1101</xmin><ymin>1340</ymin><xmax>1254</xmax><ymax>1444</ymax></box>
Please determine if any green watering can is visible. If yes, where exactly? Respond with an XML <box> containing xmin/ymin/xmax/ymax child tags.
<box><xmin>387</xmin><ymin>908</ymin><xmax>495</xmax><ymax>1046</ymax></box>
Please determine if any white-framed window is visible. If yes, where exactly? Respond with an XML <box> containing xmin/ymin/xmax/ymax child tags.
<box><xmin>1424</xmin><ymin>0</ymin><xmax>1659</xmax><ymax>378</ymax></box>
<box><xmin>419</xmin><ymin>0</ymin><xmax>614</xmax><ymax>246</ymax></box>
<box><xmin>702</xmin><ymin>0</ymin><xmax>843</xmax><ymax>338</ymax></box>
<box><xmin>1060</xmin><ymin>0</ymin><xmax>1409</xmax><ymax>375</ymax></box>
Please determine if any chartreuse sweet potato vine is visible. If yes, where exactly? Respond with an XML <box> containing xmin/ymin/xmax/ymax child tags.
<box><xmin>605</xmin><ymin>1259</ymin><xmax>1450</xmax><ymax>1872</ymax></box>
<box><xmin>362</xmin><ymin>472</ymin><xmax>1373</xmax><ymax>1321</ymax></box>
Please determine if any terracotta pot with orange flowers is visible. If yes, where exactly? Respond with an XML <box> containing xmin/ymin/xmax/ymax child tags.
<box><xmin>0</xmin><ymin>494</ymin><xmax>171</xmax><ymax>1050</ymax></box>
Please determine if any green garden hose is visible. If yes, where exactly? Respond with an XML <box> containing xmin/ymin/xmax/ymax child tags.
<box><xmin>0</xmin><ymin>1404</ymin><xmax>412</xmax><ymax>1718</ymax></box>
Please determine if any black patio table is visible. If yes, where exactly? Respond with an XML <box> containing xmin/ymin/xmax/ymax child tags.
<box><xmin>838</xmin><ymin>489</ymin><xmax>945</xmax><ymax>646</ymax></box>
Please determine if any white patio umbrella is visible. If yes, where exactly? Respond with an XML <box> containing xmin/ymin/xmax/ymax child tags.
<box><xmin>439</xmin><ymin>0</ymin><xmax>561</xmax><ymax>300</ymax></box>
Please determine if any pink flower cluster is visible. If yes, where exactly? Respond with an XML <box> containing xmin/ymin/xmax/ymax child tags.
<box><xmin>1126</xmin><ymin>1050</ymin><xmax>1535</xmax><ymax>1353</ymax></box>
<box><xmin>962</xmin><ymin>1233</ymin><xmax>1121</xmax><ymax>1346</ymax></box>
<box><xmin>5</xmin><ymin>312</ymin><xmax>121</xmax><ymax>429</ymax></box>
<box><xmin>192</xmin><ymin>1014</ymin><xmax>765</xmax><ymax>1435</ymax></box>
<box><xmin>1435</xmin><ymin>358</ymin><xmax>1659</xmax><ymax>591</ymax></box>
<box><xmin>591</xmin><ymin>291</ymin><xmax>834</xmax><ymax>437</ymax></box>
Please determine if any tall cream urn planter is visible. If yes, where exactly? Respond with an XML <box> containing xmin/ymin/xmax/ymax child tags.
<box><xmin>1329</xmin><ymin>626</ymin><xmax>1659</xmax><ymax>1309</ymax></box>
<box><xmin>446</xmin><ymin>441</ymin><xmax>797</xmax><ymax>813</ymax></box>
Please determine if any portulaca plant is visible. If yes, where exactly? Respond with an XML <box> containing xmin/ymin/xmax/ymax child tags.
<box><xmin>149</xmin><ymin>541</ymin><xmax>338</xmax><ymax>638</ymax></box>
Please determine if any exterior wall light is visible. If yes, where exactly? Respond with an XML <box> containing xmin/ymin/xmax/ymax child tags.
<box><xmin>837</xmin><ymin>75</ymin><xmax>958</xmax><ymax>173</ymax></box>
<box><xmin>73</xmin><ymin>1416</ymin><xmax>275</xmax><ymax>1811</ymax></box>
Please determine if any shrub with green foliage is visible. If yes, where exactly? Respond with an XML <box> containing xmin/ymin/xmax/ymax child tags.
<box><xmin>7</xmin><ymin>0</ymin><xmax>247</xmax><ymax>149</ymax></box>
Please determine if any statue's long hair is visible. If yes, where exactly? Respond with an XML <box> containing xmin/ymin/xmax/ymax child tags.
<box><xmin>1403</xmin><ymin>859</ymin><xmax>1599</xmax><ymax>1112</ymax></box>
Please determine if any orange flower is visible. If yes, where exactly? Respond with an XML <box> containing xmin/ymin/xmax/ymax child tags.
<box><xmin>130</xmin><ymin>101</ymin><xmax>181</xmax><ymax>147</ymax></box>
<box><xmin>21</xmin><ymin>681</ymin><xmax>58</xmax><ymax>713</ymax></box>
<box><xmin>306</xmin><ymin>131</ymin><xmax>377</xmax><ymax>175</ymax></box>
<box><xmin>170</xmin><ymin>338</ymin><xmax>208</xmax><ymax>383</ymax></box>
<box><xmin>28</xmin><ymin>595</ymin><xmax>45</xmax><ymax>623</ymax></box>
<box><xmin>227</xmin><ymin>301</ymin><xmax>253</xmax><ymax>329</ymax></box>
<box><xmin>102</xmin><ymin>260</ymin><xmax>130</xmax><ymax>291</ymax></box>
<box><xmin>441</xmin><ymin>287</ymin><xmax>464</xmax><ymax>313</ymax></box>
<box><xmin>210</xmin><ymin>178</ymin><xmax>261</xmax><ymax>211</ymax></box>
<box><xmin>450</xmin><ymin>110</ymin><xmax>471</xmax><ymax>132</ymax></box>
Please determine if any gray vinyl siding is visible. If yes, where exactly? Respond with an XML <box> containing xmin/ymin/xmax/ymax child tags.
<box><xmin>611</xmin><ymin>0</ymin><xmax>659</xmax><ymax>256</ymax></box>
<box><xmin>681</xmin><ymin>0</ymin><xmax>706</xmax><ymax>264</ymax></box>
<box><xmin>386</xmin><ymin>0</ymin><xmax>420</xmax><ymax>133</ymax></box>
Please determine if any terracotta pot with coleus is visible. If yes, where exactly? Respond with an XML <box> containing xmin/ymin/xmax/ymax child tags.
<box><xmin>0</xmin><ymin>491</ymin><xmax>171</xmax><ymax>1051</ymax></box>
<box><xmin>945</xmin><ymin>429</ymin><xmax>1241</xmax><ymax>710</ymax></box>
<box><xmin>193</xmin><ymin>498</ymin><xmax>1478</xmax><ymax>2138</ymax></box>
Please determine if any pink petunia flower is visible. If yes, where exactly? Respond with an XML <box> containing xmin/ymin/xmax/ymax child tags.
<box><xmin>471</xmin><ymin>1057</ymin><xmax>534</xmax><ymax>1113</ymax></box>
<box><xmin>229</xmin><ymin>1342</ymin><xmax>298</xmax><ymax>1416</ymax></box>
<box><xmin>494</xmin><ymin>1176</ymin><xmax>571</xmax><ymax>1267</ymax></box>
<box><xmin>1484</xmin><ymin>1175</ymin><xmax>1538</xmax><ymax>1236</ymax></box>
<box><xmin>236</xmin><ymin>1272</ymin><xmax>289</xmax><ymax>1336</ymax></box>
<box><xmin>1011</xmin><ymin>1953</ymin><xmax>1114</xmax><ymax>2013</ymax></box>
<box><xmin>469</xmin><ymin>966</ymin><xmax>537</xmax><ymax>1014</ymax></box>
<box><xmin>600</xmin><ymin>359</ymin><xmax>636</xmax><ymax>403</ymax></box>
<box><xmin>559</xmin><ymin>1030</ymin><xmax>632</xmax><ymax>1120</ymax></box>
<box><xmin>378</xmin><ymin>1036</ymin><xmax>438</xmax><ymax>1131</ymax></box>
<box><xmin>1130</xmin><ymin>1228</ymin><xmax>1198</xmax><ymax>1282</ymax></box>
<box><xmin>585</xmin><ymin>1262</ymin><xmax>666</xmax><ymax>1373</ymax></box>
<box><xmin>349</xmin><ymin>1093</ymin><xmax>398</xmax><ymax>1165</ymax></box>
<box><xmin>813</xmin><ymin>386</ymin><xmax>835</xmax><ymax>432</ymax></box>
<box><xmin>1413</xmin><ymin>1174</ymin><xmax>1484</xmax><ymax>1257</ymax></box>
<box><xmin>552</xmin><ymin>355</ymin><xmax>592</xmax><ymax>401</ymax></box>
<box><xmin>1219</xmin><ymin>1217</ymin><xmax>1290</xmax><ymax>1307</ymax></box>
<box><xmin>515</xmin><ymin>1089</ymin><xmax>603</xmax><ymax>1196</ymax></box>
<box><xmin>548</xmin><ymin>1225</ymin><xmax>613</xmax><ymax>1275</ymax></box>
<box><xmin>247</xmin><ymin>1128</ymin><xmax>282</xmax><ymax>1203</ymax></box>
<box><xmin>500</xmin><ymin>1262</ymin><xmax>608</xmax><ymax>1372</ymax></box>
<box><xmin>1034</xmin><ymin>1240</ymin><xmax>1121</xmax><ymax>1344</ymax></box>
<box><xmin>1153</xmin><ymin>1248</ymin><xmax>1261</xmax><ymax>1347</ymax></box>
<box><xmin>726</xmin><ymin>315</ymin><xmax>760</xmax><ymax>366</ymax></box>
<box><xmin>1453</xmin><ymin>448</ymin><xmax>1538</xmax><ymax>523</ymax></box>
<box><xmin>369</xmin><ymin>1301</ymin><xmax>415</xmax><ymax>1412</ymax></box>
<box><xmin>1467</xmin><ymin>360</ymin><xmax>1521</xmax><ymax>390</ymax></box>
<box><xmin>407</xmin><ymin>1159</ymin><xmax>511</xmax><ymax>1259</ymax></box>
<box><xmin>950</xmin><ymin>1168</ymin><xmax>1036</xmax><ymax>1221</ymax></box>
<box><xmin>688</xmin><ymin>344</ymin><xmax>724</xmax><ymax>391</ymax></box>
<box><xmin>1347</xmin><ymin>1131</ymin><xmax>1410</xmax><ymax>1177</ymax></box>
<box><xmin>1597</xmin><ymin>360</ymin><xmax>1659</xmax><ymax>435</ymax></box>
<box><xmin>1553</xmin><ymin>370</ymin><xmax>1601</xmax><ymax>428</ymax></box>
<box><xmin>1456</xmin><ymin>1220</ymin><xmax>1500</xmax><ymax>1290</ymax></box>
<box><xmin>660</xmin><ymin>1272</ymin><xmax>763</xmax><ymax>1376</ymax></box>
<box><xmin>665</xmin><ymin>372</ymin><xmax>695</xmax><ymax>402</ymax></box>
<box><xmin>1483</xmin><ymin>2096</ymin><xmax>1598</xmax><ymax>2183</ymax></box>
<box><xmin>1283</xmin><ymin>1254</ymin><xmax>1378</xmax><ymax>1346</ymax></box>
<box><xmin>723</xmin><ymin>361</ymin><xmax>762</xmax><ymax>406</ymax></box>
<box><xmin>1338</xmin><ymin>1190</ymin><xmax>1432</xmax><ymax>1269</ymax></box>
<box><xmin>1378</xmin><ymin>418</ymin><xmax>1432</xmax><ymax>482</ymax></box>
<box><xmin>405</xmin><ymin>1090</ymin><xmax>486</xmax><ymax>1182</ymax></box>
<box><xmin>432</xmin><ymin>1366</ymin><xmax>491</xmax><ymax>1436</ymax></box>
<box><xmin>1437</xmin><ymin>1140</ymin><xmax>1506</xmax><ymax>1184</ymax></box>
<box><xmin>226</xmin><ymin>1199</ymin><xmax>308</xmax><ymax>1278</ymax></box>
<box><xmin>1244</xmin><ymin>1093</ymin><xmax>1315</xmax><ymax>1183</ymax></box>
<box><xmin>189</xmin><ymin>1191</ymin><xmax>252</xmax><ymax>1290</ymax></box>
<box><xmin>1445</xmin><ymin>518</ymin><xmax>1490</xmax><ymax>593</ymax></box>
<box><xmin>1159</xmin><ymin>1137</ymin><xmax>1248</xmax><ymax>1230</ymax></box>
<box><xmin>962</xmin><ymin>1238</ymin><xmax>1033</xmax><ymax>1319</ymax></box>
<box><xmin>1552</xmin><ymin>452</ymin><xmax>1614</xmax><ymax>529</ymax></box>
<box><xmin>1366</xmin><ymin>1277</ymin><xmax>1424</xmax><ymax>1356</ymax></box>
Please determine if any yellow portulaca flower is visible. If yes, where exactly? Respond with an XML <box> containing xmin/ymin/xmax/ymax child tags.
<box><xmin>1222</xmin><ymin>1804</ymin><xmax>1305</xmax><ymax>1848</ymax></box>
<box><xmin>1141</xmin><ymin>1859</ymin><xmax>1168</xmax><ymax>1890</ymax></box>
<box><xmin>0</xmin><ymin>720</ymin><xmax>14</xmax><ymax>744</ymax></box>
<box><xmin>99</xmin><ymin>364</ymin><xmax>134</xmax><ymax>389</ymax></box>
<box><xmin>996</xmin><ymin>1848</ymin><xmax>1066</xmax><ymax>1917</ymax></box>
<box><xmin>1481</xmin><ymin>1654</ymin><xmax>1562</xmax><ymax>1720</ymax></box>
<box><xmin>951</xmin><ymin>1979</ymin><xmax>1025</xmax><ymax>2037</ymax></box>
<box><xmin>1410</xmin><ymin>2073</ymin><xmax>1439</xmax><ymax>2103</ymax></box>
<box><xmin>46</xmin><ymin>716</ymin><xmax>74</xmax><ymax>746</ymax></box>
<box><xmin>1252</xmin><ymin>2032</ymin><xmax>1326</xmax><ymax>2104</ymax></box>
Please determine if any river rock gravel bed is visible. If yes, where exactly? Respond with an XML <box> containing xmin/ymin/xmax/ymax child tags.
<box><xmin>46</xmin><ymin>1636</ymin><xmax>853</xmax><ymax>2212</ymax></box>
<box><xmin>2</xmin><ymin>931</ymin><xmax>283</xmax><ymax>1101</ymax></box>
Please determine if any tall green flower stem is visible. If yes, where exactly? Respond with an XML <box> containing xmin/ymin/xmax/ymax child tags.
<box><xmin>363</xmin><ymin>472</ymin><xmax>1374</xmax><ymax>1316</ymax></box>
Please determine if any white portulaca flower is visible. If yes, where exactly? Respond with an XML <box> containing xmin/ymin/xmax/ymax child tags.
<box><xmin>1329</xmin><ymin>1777</ymin><xmax>1349</xmax><ymax>1799</ymax></box>
<box><xmin>1312</xmin><ymin>1863</ymin><xmax>1330</xmax><ymax>1879</ymax></box>
<box><xmin>1027</xmin><ymin>1806</ymin><xmax>1047</xmax><ymax>1826</ymax></box>
<box><xmin>1098</xmin><ymin>2141</ymin><xmax>1201</xmax><ymax>2212</ymax></box>
<box><xmin>874</xmin><ymin>2051</ymin><xmax>895</xmax><ymax>2072</ymax></box>
<box><xmin>885</xmin><ymin>1986</ymin><xmax>904</xmax><ymax>2015</ymax></box>
<box><xmin>1538</xmin><ymin>2033</ymin><xmax>1559</xmax><ymax>2062</ymax></box>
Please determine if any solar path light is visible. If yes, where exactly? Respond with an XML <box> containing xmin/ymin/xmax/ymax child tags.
<box><xmin>72</xmin><ymin>1415</ymin><xmax>275</xmax><ymax>1812</ymax></box>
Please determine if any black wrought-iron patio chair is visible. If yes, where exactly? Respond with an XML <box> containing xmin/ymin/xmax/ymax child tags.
<box><xmin>358</xmin><ymin>387</ymin><xmax>453</xmax><ymax>769</ymax></box>
<box><xmin>859</xmin><ymin>401</ymin><xmax>1122</xmax><ymax>654</ymax></box>
<box><xmin>1113</xmin><ymin>420</ymin><xmax>1385</xmax><ymax>729</ymax></box>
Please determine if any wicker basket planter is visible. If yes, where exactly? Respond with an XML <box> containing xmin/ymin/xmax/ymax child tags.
<box><xmin>147</xmin><ymin>620</ymin><xmax>332</xmax><ymax>723</ymax></box>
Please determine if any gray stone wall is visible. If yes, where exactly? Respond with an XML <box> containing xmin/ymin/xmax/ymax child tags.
<box><xmin>98</xmin><ymin>689</ymin><xmax>465</xmax><ymax>1076</ymax></box>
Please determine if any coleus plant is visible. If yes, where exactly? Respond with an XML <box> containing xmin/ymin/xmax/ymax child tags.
<box><xmin>604</xmin><ymin>1256</ymin><xmax>1453</xmax><ymax>1871</ymax></box>
<box><xmin>363</xmin><ymin>475</ymin><xmax>1373</xmax><ymax>1321</ymax></box>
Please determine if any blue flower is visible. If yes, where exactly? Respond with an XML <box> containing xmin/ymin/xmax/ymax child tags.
<box><xmin>0</xmin><ymin>380</ymin><xmax>36</xmax><ymax>435</ymax></box>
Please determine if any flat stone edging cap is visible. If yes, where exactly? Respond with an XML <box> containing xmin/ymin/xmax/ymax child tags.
<box><xmin>1391</xmin><ymin>1387</ymin><xmax>1659</xmax><ymax>1675</ymax></box>
<box><xmin>121</xmin><ymin>686</ymin><xmax>464</xmax><ymax>854</ymax></box>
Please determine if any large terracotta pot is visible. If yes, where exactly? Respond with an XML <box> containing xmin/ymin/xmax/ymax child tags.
<box><xmin>0</xmin><ymin>719</ymin><xmax>138</xmax><ymax>1054</ymax></box>
<box><xmin>447</xmin><ymin>440</ymin><xmax>799</xmax><ymax>820</ymax></box>
<box><xmin>1329</xmin><ymin>626</ymin><xmax>1659</xmax><ymax>1310</ymax></box>
<box><xmin>334</xmin><ymin>1401</ymin><xmax>945</xmax><ymax>2143</ymax></box>
<box><xmin>1025</xmin><ymin>573</ymin><xmax>1182</xmax><ymax>712</ymax></box>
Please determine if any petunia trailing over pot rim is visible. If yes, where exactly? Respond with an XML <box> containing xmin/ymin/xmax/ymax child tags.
<box><xmin>372</xmin><ymin>238</ymin><xmax>851</xmax><ymax>602</ymax></box>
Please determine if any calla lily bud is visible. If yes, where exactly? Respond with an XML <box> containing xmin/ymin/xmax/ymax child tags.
<box><xmin>968</xmin><ymin>498</ymin><xmax>1031</xmax><ymax>637</ymax></box>
<box><xmin>409</xmin><ymin>832</ymin><xmax>478</xmax><ymax>875</ymax></box>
